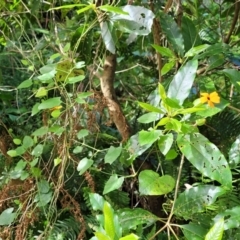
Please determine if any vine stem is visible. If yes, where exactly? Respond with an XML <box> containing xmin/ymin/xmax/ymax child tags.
<box><xmin>149</xmin><ymin>154</ymin><xmax>185</xmax><ymax>240</ymax></box>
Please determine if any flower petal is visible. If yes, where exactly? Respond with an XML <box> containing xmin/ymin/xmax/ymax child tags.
<box><xmin>210</xmin><ymin>92</ymin><xmax>220</xmax><ymax>103</ymax></box>
<box><xmin>200</xmin><ymin>93</ymin><xmax>209</xmax><ymax>103</ymax></box>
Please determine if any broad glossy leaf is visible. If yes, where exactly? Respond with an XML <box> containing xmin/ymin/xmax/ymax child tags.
<box><xmin>158</xmin><ymin>133</ymin><xmax>173</xmax><ymax>155</ymax></box>
<box><xmin>181</xmin><ymin>16</ymin><xmax>201</xmax><ymax>52</ymax></box>
<box><xmin>103</xmin><ymin>174</ymin><xmax>124</xmax><ymax>195</ymax></box>
<box><xmin>100</xmin><ymin>21</ymin><xmax>115</xmax><ymax>54</ymax></box>
<box><xmin>161</xmin><ymin>61</ymin><xmax>175</xmax><ymax>76</ymax></box>
<box><xmin>0</xmin><ymin>208</ymin><xmax>16</xmax><ymax>225</ymax></box>
<box><xmin>104</xmin><ymin>146</ymin><xmax>122</xmax><ymax>164</ymax></box>
<box><xmin>174</xmin><ymin>185</ymin><xmax>226</xmax><ymax>220</ymax></box>
<box><xmin>99</xmin><ymin>5</ymin><xmax>128</xmax><ymax>15</ymax></box>
<box><xmin>77</xmin><ymin>157</ymin><xmax>93</xmax><ymax>175</ymax></box>
<box><xmin>160</xmin><ymin>12</ymin><xmax>184</xmax><ymax>56</ymax></box>
<box><xmin>229</xmin><ymin>135</ymin><xmax>240</xmax><ymax>168</ymax></box>
<box><xmin>177</xmin><ymin>133</ymin><xmax>232</xmax><ymax>189</ymax></box>
<box><xmin>38</xmin><ymin>97</ymin><xmax>62</xmax><ymax>110</ymax></box>
<box><xmin>139</xmin><ymin>170</ymin><xmax>175</xmax><ymax>195</ymax></box>
<box><xmin>214</xmin><ymin>206</ymin><xmax>240</xmax><ymax>230</ymax></box>
<box><xmin>168</xmin><ymin>59</ymin><xmax>198</xmax><ymax>105</ymax></box>
<box><xmin>185</xmin><ymin>44</ymin><xmax>210</xmax><ymax>58</ymax></box>
<box><xmin>205</xmin><ymin>218</ymin><xmax>224</xmax><ymax>240</ymax></box>
<box><xmin>117</xmin><ymin>208</ymin><xmax>158</xmax><ymax>230</ymax></box>
<box><xmin>138</xmin><ymin>129</ymin><xmax>162</xmax><ymax>146</ymax></box>
<box><xmin>198</xmin><ymin>43</ymin><xmax>227</xmax><ymax>59</ymax></box>
<box><xmin>89</xmin><ymin>193</ymin><xmax>105</xmax><ymax>211</ymax></box>
<box><xmin>137</xmin><ymin>112</ymin><xmax>161</xmax><ymax>123</ymax></box>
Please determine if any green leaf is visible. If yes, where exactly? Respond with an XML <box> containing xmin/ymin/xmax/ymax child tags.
<box><xmin>205</xmin><ymin>218</ymin><xmax>224</xmax><ymax>240</ymax></box>
<box><xmin>89</xmin><ymin>193</ymin><xmax>105</xmax><ymax>211</ymax></box>
<box><xmin>34</xmin><ymin>191</ymin><xmax>52</xmax><ymax>207</ymax></box>
<box><xmin>103</xmin><ymin>202</ymin><xmax>115</xmax><ymax>239</ymax></box>
<box><xmin>165</xmin><ymin>149</ymin><xmax>178</xmax><ymax>160</ymax></box>
<box><xmin>103</xmin><ymin>174</ymin><xmax>124</xmax><ymax>195</ymax></box>
<box><xmin>152</xmin><ymin>45</ymin><xmax>174</xmax><ymax>57</ymax></box>
<box><xmin>7</xmin><ymin>150</ymin><xmax>17</xmax><ymax>157</ymax></box>
<box><xmin>158</xmin><ymin>133</ymin><xmax>173</xmax><ymax>155</ymax></box>
<box><xmin>77</xmin><ymin>157</ymin><xmax>93</xmax><ymax>175</ymax></box>
<box><xmin>31</xmin><ymin>103</ymin><xmax>41</xmax><ymax>116</ymax></box>
<box><xmin>31</xmin><ymin>144</ymin><xmax>43</xmax><ymax>157</ymax></box>
<box><xmin>206</xmin><ymin>54</ymin><xmax>225</xmax><ymax>71</ymax></box>
<box><xmin>137</xmin><ymin>112</ymin><xmax>161</xmax><ymax>123</ymax></box>
<box><xmin>229</xmin><ymin>135</ymin><xmax>240</xmax><ymax>168</ymax></box>
<box><xmin>32</xmin><ymin>126</ymin><xmax>48</xmax><ymax>137</ymax></box>
<box><xmin>138</xmin><ymin>102</ymin><xmax>164</xmax><ymax>113</ymax></box>
<box><xmin>77</xmin><ymin>129</ymin><xmax>89</xmax><ymax>139</ymax></box>
<box><xmin>185</xmin><ymin>44</ymin><xmax>210</xmax><ymax>58</ymax></box>
<box><xmin>174</xmin><ymin>185</ymin><xmax>226</xmax><ymax>220</ymax></box>
<box><xmin>117</xmin><ymin>208</ymin><xmax>158</xmax><ymax>231</ymax></box>
<box><xmin>94</xmin><ymin>232</ymin><xmax>111</xmax><ymax>240</ymax></box>
<box><xmin>177</xmin><ymin>133</ymin><xmax>232</xmax><ymax>189</ymax></box>
<box><xmin>138</xmin><ymin>129</ymin><xmax>162</xmax><ymax>146</ymax></box>
<box><xmin>165</xmin><ymin>98</ymin><xmax>181</xmax><ymax>109</ymax></box>
<box><xmin>13</xmin><ymin>138</ymin><xmax>21</xmax><ymax>145</ymax></box>
<box><xmin>181</xmin><ymin>16</ymin><xmax>202</xmax><ymax>52</ymax></box>
<box><xmin>54</xmin><ymin>157</ymin><xmax>62</xmax><ymax>166</ymax></box>
<box><xmin>37</xmin><ymin>179</ymin><xmax>50</xmax><ymax>194</ymax></box>
<box><xmin>120</xmin><ymin>234</ymin><xmax>139</xmax><ymax>240</ymax></box>
<box><xmin>222</xmin><ymin>69</ymin><xmax>240</xmax><ymax>91</ymax></box>
<box><xmin>0</xmin><ymin>208</ymin><xmax>16</xmax><ymax>225</ymax></box>
<box><xmin>35</xmin><ymin>87</ymin><xmax>48</xmax><ymax>98</ymax></box>
<box><xmin>161</xmin><ymin>61</ymin><xmax>176</xmax><ymax>76</ymax></box>
<box><xmin>22</xmin><ymin>136</ymin><xmax>34</xmax><ymax>149</ymax></box>
<box><xmin>15</xmin><ymin>146</ymin><xmax>26</xmax><ymax>156</ymax></box>
<box><xmin>198</xmin><ymin>43</ymin><xmax>226</xmax><ymax>59</ymax></box>
<box><xmin>176</xmin><ymin>107</ymin><xmax>205</xmax><ymax>115</ymax></box>
<box><xmin>104</xmin><ymin>146</ymin><xmax>122</xmax><ymax>164</ymax></box>
<box><xmin>38</xmin><ymin>97</ymin><xmax>62</xmax><ymax>110</ymax></box>
<box><xmin>101</xmin><ymin>21</ymin><xmax>115</xmax><ymax>54</ymax></box>
<box><xmin>76</xmin><ymin>4</ymin><xmax>94</xmax><ymax>14</ymax></box>
<box><xmin>73</xmin><ymin>146</ymin><xmax>83</xmax><ymax>154</ymax></box>
<box><xmin>67</xmin><ymin>75</ymin><xmax>85</xmax><ymax>84</ymax></box>
<box><xmin>168</xmin><ymin>59</ymin><xmax>198</xmax><ymax>105</ymax></box>
<box><xmin>15</xmin><ymin>160</ymin><xmax>27</xmax><ymax>171</ymax></box>
<box><xmin>99</xmin><ymin>5</ymin><xmax>128</xmax><ymax>15</ymax></box>
<box><xmin>160</xmin><ymin>12</ymin><xmax>184</xmax><ymax>56</ymax></box>
<box><xmin>181</xmin><ymin>222</ymin><xmax>207</xmax><ymax>240</ymax></box>
<box><xmin>17</xmin><ymin>79</ymin><xmax>32</xmax><ymax>89</ymax></box>
<box><xmin>139</xmin><ymin>170</ymin><xmax>175</xmax><ymax>195</ymax></box>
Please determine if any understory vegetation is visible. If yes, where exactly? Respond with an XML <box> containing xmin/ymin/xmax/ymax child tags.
<box><xmin>1</xmin><ymin>0</ymin><xmax>240</xmax><ymax>239</ymax></box>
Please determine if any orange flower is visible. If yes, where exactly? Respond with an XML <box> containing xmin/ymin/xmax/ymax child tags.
<box><xmin>200</xmin><ymin>92</ymin><xmax>220</xmax><ymax>107</ymax></box>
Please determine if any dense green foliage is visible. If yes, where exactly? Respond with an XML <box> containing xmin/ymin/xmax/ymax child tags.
<box><xmin>1</xmin><ymin>0</ymin><xmax>240</xmax><ymax>239</ymax></box>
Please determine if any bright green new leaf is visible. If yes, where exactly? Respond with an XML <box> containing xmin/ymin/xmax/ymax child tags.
<box><xmin>139</xmin><ymin>170</ymin><xmax>175</xmax><ymax>195</ymax></box>
<box><xmin>99</xmin><ymin>5</ymin><xmax>128</xmax><ymax>15</ymax></box>
<box><xmin>103</xmin><ymin>174</ymin><xmax>124</xmax><ymax>195</ymax></box>
<box><xmin>165</xmin><ymin>149</ymin><xmax>178</xmax><ymax>160</ymax></box>
<box><xmin>152</xmin><ymin>45</ymin><xmax>174</xmax><ymax>57</ymax></box>
<box><xmin>31</xmin><ymin>103</ymin><xmax>40</xmax><ymax>116</ymax></box>
<box><xmin>73</xmin><ymin>146</ymin><xmax>83</xmax><ymax>154</ymax></box>
<box><xmin>51</xmin><ymin>109</ymin><xmax>61</xmax><ymax>118</ymax></box>
<box><xmin>158</xmin><ymin>133</ymin><xmax>173</xmax><ymax>155</ymax></box>
<box><xmin>7</xmin><ymin>150</ymin><xmax>17</xmax><ymax>157</ymax></box>
<box><xmin>76</xmin><ymin>4</ymin><xmax>94</xmax><ymax>14</ymax></box>
<box><xmin>165</xmin><ymin>98</ymin><xmax>181</xmax><ymax>109</ymax></box>
<box><xmin>168</xmin><ymin>59</ymin><xmax>198</xmax><ymax>105</ymax></box>
<box><xmin>17</xmin><ymin>79</ymin><xmax>32</xmax><ymax>89</ymax></box>
<box><xmin>205</xmin><ymin>218</ymin><xmax>224</xmax><ymax>240</ymax></box>
<box><xmin>49</xmin><ymin>4</ymin><xmax>87</xmax><ymax>10</ymax></box>
<box><xmin>137</xmin><ymin>112</ymin><xmax>161</xmax><ymax>123</ymax></box>
<box><xmin>138</xmin><ymin>102</ymin><xmax>164</xmax><ymax>113</ymax></box>
<box><xmin>38</xmin><ymin>97</ymin><xmax>62</xmax><ymax>110</ymax></box>
<box><xmin>67</xmin><ymin>75</ymin><xmax>85</xmax><ymax>84</ymax></box>
<box><xmin>120</xmin><ymin>233</ymin><xmax>139</xmax><ymax>240</ymax></box>
<box><xmin>138</xmin><ymin>129</ymin><xmax>162</xmax><ymax>146</ymax></box>
<box><xmin>77</xmin><ymin>157</ymin><xmax>93</xmax><ymax>175</ymax></box>
<box><xmin>158</xmin><ymin>83</ymin><xmax>167</xmax><ymax>101</ymax></box>
<box><xmin>176</xmin><ymin>107</ymin><xmax>205</xmax><ymax>115</ymax></box>
<box><xmin>161</xmin><ymin>61</ymin><xmax>175</xmax><ymax>76</ymax></box>
<box><xmin>0</xmin><ymin>208</ymin><xmax>16</xmax><ymax>225</ymax></box>
<box><xmin>174</xmin><ymin>185</ymin><xmax>226</xmax><ymax>220</ymax></box>
<box><xmin>104</xmin><ymin>146</ymin><xmax>122</xmax><ymax>164</ymax></box>
<box><xmin>35</xmin><ymin>87</ymin><xmax>48</xmax><ymax>98</ymax></box>
<box><xmin>103</xmin><ymin>202</ymin><xmax>115</xmax><ymax>239</ymax></box>
<box><xmin>13</xmin><ymin>138</ymin><xmax>21</xmax><ymax>145</ymax></box>
<box><xmin>178</xmin><ymin>133</ymin><xmax>232</xmax><ymax>189</ymax></box>
<box><xmin>54</xmin><ymin>157</ymin><xmax>62</xmax><ymax>166</ymax></box>
<box><xmin>94</xmin><ymin>232</ymin><xmax>111</xmax><ymax>240</ymax></box>
<box><xmin>185</xmin><ymin>44</ymin><xmax>210</xmax><ymax>58</ymax></box>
